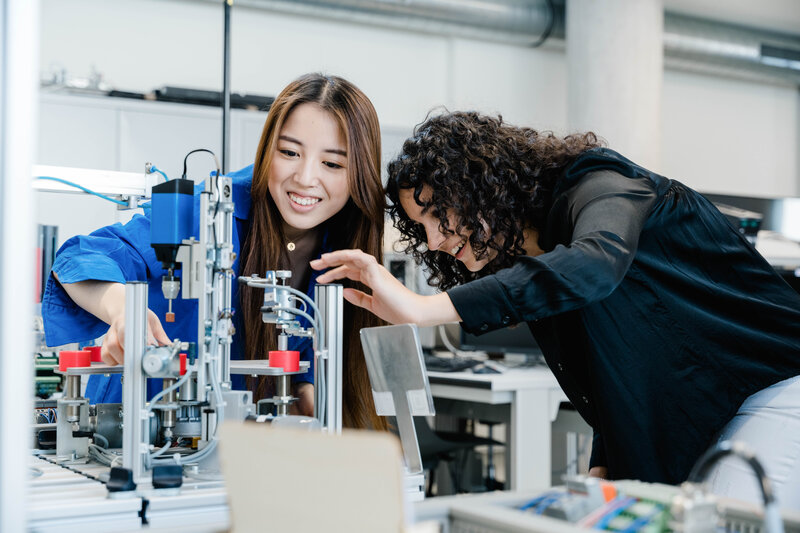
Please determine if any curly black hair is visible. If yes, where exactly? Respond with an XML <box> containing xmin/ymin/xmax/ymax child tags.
<box><xmin>386</xmin><ymin>111</ymin><xmax>603</xmax><ymax>290</ymax></box>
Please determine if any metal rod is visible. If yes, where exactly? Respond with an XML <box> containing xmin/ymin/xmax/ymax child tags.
<box><xmin>179</xmin><ymin>377</ymin><xmax>197</xmax><ymax>402</ymax></box>
<box><xmin>393</xmin><ymin>392</ymin><xmax>422</xmax><ymax>474</ymax></box>
<box><xmin>162</xmin><ymin>378</ymin><xmax>177</xmax><ymax>436</ymax></box>
<box><xmin>221</xmin><ymin>0</ymin><xmax>232</xmax><ymax>174</ymax></box>
<box><xmin>65</xmin><ymin>375</ymin><xmax>82</xmax><ymax>423</ymax></box>
<box><xmin>278</xmin><ymin>333</ymin><xmax>288</xmax><ymax>351</ymax></box>
<box><xmin>275</xmin><ymin>376</ymin><xmax>290</xmax><ymax>416</ymax></box>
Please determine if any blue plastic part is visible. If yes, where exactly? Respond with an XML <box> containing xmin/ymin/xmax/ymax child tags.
<box><xmin>151</xmin><ymin>184</ymin><xmax>194</xmax><ymax>247</ymax></box>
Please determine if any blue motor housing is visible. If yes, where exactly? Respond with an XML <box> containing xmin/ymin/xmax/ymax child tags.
<box><xmin>150</xmin><ymin>178</ymin><xmax>194</xmax><ymax>269</ymax></box>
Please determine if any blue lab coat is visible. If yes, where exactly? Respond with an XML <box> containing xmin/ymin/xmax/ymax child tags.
<box><xmin>42</xmin><ymin>165</ymin><xmax>320</xmax><ymax>403</ymax></box>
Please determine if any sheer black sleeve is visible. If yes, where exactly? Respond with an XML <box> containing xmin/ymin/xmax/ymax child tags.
<box><xmin>448</xmin><ymin>170</ymin><xmax>659</xmax><ymax>333</ymax></box>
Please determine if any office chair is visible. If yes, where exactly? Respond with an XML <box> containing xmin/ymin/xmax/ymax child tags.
<box><xmin>414</xmin><ymin>417</ymin><xmax>504</xmax><ymax>496</ymax></box>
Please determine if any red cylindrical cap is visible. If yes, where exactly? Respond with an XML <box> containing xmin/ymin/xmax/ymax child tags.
<box><xmin>179</xmin><ymin>353</ymin><xmax>187</xmax><ymax>376</ymax></box>
<box><xmin>86</xmin><ymin>346</ymin><xmax>103</xmax><ymax>363</ymax></box>
<box><xmin>268</xmin><ymin>350</ymin><xmax>300</xmax><ymax>372</ymax></box>
<box><xmin>59</xmin><ymin>350</ymin><xmax>91</xmax><ymax>372</ymax></box>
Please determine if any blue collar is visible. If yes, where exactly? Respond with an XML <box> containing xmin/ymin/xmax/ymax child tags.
<box><xmin>226</xmin><ymin>164</ymin><xmax>254</xmax><ymax>220</ymax></box>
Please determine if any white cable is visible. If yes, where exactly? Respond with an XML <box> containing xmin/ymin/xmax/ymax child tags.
<box><xmin>271</xmin><ymin>306</ymin><xmax>318</xmax><ymax>332</ymax></box>
<box><xmin>148</xmin><ymin>439</ymin><xmax>173</xmax><ymax>467</ymax></box>
<box><xmin>437</xmin><ymin>324</ymin><xmax>471</xmax><ymax>357</ymax></box>
<box><xmin>183</xmin><ymin>470</ymin><xmax>224</xmax><ymax>482</ymax></box>
<box><xmin>151</xmin><ymin>346</ymin><xmax>225</xmax><ymax>467</ymax></box>
<box><xmin>92</xmin><ymin>432</ymin><xmax>109</xmax><ymax>449</ymax></box>
<box><xmin>146</xmin><ymin>362</ymin><xmax>195</xmax><ymax>416</ymax></box>
<box><xmin>288</xmin><ymin>294</ymin><xmax>308</xmax><ymax>314</ymax></box>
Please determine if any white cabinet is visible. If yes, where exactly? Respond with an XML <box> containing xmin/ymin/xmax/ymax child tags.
<box><xmin>37</xmin><ymin>96</ymin><xmax>120</xmax><ymax>170</ymax></box>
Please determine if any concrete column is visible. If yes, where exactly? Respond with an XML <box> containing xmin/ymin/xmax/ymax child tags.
<box><xmin>567</xmin><ymin>0</ymin><xmax>664</xmax><ymax>169</ymax></box>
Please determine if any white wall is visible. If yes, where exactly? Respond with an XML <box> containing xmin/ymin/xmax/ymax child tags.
<box><xmin>662</xmin><ymin>70</ymin><xmax>799</xmax><ymax>196</ymax></box>
<box><xmin>38</xmin><ymin>0</ymin><xmax>799</xmax><ymax>202</ymax></box>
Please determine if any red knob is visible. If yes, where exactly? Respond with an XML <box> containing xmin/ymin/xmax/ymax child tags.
<box><xmin>268</xmin><ymin>350</ymin><xmax>300</xmax><ymax>372</ymax></box>
<box><xmin>86</xmin><ymin>346</ymin><xmax>103</xmax><ymax>363</ymax></box>
<box><xmin>59</xmin><ymin>350</ymin><xmax>91</xmax><ymax>372</ymax></box>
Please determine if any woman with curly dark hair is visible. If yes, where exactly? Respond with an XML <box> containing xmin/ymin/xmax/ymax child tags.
<box><xmin>313</xmin><ymin>110</ymin><xmax>800</xmax><ymax>508</ymax></box>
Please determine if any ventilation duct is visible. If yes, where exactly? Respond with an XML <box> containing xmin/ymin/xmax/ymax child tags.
<box><xmin>227</xmin><ymin>0</ymin><xmax>561</xmax><ymax>47</ymax></box>
<box><xmin>221</xmin><ymin>0</ymin><xmax>800</xmax><ymax>85</ymax></box>
<box><xmin>664</xmin><ymin>12</ymin><xmax>800</xmax><ymax>85</ymax></box>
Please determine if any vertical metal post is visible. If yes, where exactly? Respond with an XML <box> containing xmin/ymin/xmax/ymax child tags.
<box><xmin>122</xmin><ymin>282</ymin><xmax>149</xmax><ymax>484</ymax></box>
<box><xmin>392</xmin><ymin>395</ymin><xmax>422</xmax><ymax>474</ymax></box>
<box><xmin>0</xmin><ymin>0</ymin><xmax>37</xmax><ymax>530</ymax></box>
<box><xmin>199</xmin><ymin>173</ymin><xmax>236</xmax><ymax>439</ymax></box>
<box><xmin>314</xmin><ymin>284</ymin><xmax>343</xmax><ymax>434</ymax></box>
<box><xmin>218</xmin><ymin>176</ymin><xmax>234</xmax><ymax>386</ymax></box>
<box><xmin>221</xmin><ymin>0</ymin><xmax>232</xmax><ymax>174</ymax></box>
<box><xmin>162</xmin><ymin>379</ymin><xmax>177</xmax><ymax>437</ymax></box>
<box><xmin>37</xmin><ymin>225</ymin><xmax>57</xmax><ymax>303</ymax></box>
<box><xmin>275</xmin><ymin>376</ymin><xmax>290</xmax><ymax>417</ymax></box>
<box><xmin>196</xmin><ymin>186</ymin><xmax>209</xmax><ymax>397</ymax></box>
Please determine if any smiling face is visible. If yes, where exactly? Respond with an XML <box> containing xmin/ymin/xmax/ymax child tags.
<box><xmin>267</xmin><ymin>103</ymin><xmax>350</xmax><ymax>231</ymax></box>
<box><xmin>398</xmin><ymin>185</ymin><xmax>496</xmax><ymax>272</ymax></box>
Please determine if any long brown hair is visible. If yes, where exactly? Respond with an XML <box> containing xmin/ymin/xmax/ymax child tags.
<box><xmin>239</xmin><ymin>73</ymin><xmax>387</xmax><ymax>430</ymax></box>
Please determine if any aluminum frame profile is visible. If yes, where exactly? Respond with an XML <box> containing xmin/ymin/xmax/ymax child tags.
<box><xmin>122</xmin><ymin>282</ymin><xmax>150</xmax><ymax>484</ymax></box>
<box><xmin>314</xmin><ymin>284</ymin><xmax>344</xmax><ymax>434</ymax></box>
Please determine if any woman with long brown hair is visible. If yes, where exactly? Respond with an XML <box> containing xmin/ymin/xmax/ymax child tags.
<box><xmin>239</xmin><ymin>74</ymin><xmax>386</xmax><ymax>428</ymax></box>
<box><xmin>43</xmin><ymin>73</ymin><xmax>387</xmax><ymax>430</ymax></box>
<box><xmin>313</xmin><ymin>110</ymin><xmax>800</xmax><ymax>506</ymax></box>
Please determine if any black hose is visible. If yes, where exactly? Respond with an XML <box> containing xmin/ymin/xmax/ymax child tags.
<box><xmin>687</xmin><ymin>440</ymin><xmax>775</xmax><ymax>505</ymax></box>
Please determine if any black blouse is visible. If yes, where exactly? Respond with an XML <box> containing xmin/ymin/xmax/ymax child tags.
<box><xmin>448</xmin><ymin>147</ymin><xmax>800</xmax><ymax>484</ymax></box>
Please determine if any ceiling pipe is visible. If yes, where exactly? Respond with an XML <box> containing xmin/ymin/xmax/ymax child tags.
<box><xmin>664</xmin><ymin>12</ymin><xmax>800</xmax><ymax>86</ymax></box>
<box><xmin>223</xmin><ymin>0</ymin><xmax>562</xmax><ymax>47</ymax></box>
<box><xmin>214</xmin><ymin>0</ymin><xmax>800</xmax><ymax>85</ymax></box>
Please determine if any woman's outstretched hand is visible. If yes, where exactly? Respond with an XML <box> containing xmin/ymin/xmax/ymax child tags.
<box><xmin>102</xmin><ymin>309</ymin><xmax>172</xmax><ymax>365</ymax></box>
<box><xmin>54</xmin><ymin>277</ymin><xmax>172</xmax><ymax>365</ymax></box>
<box><xmin>310</xmin><ymin>249</ymin><xmax>461</xmax><ymax>326</ymax></box>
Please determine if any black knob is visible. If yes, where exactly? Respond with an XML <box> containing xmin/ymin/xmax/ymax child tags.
<box><xmin>152</xmin><ymin>465</ymin><xmax>183</xmax><ymax>490</ymax></box>
<box><xmin>37</xmin><ymin>429</ymin><xmax>57</xmax><ymax>450</ymax></box>
<box><xmin>107</xmin><ymin>467</ymin><xmax>137</xmax><ymax>492</ymax></box>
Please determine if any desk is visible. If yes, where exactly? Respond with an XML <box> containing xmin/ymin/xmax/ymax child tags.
<box><xmin>427</xmin><ymin>367</ymin><xmax>568</xmax><ymax>492</ymax></box>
